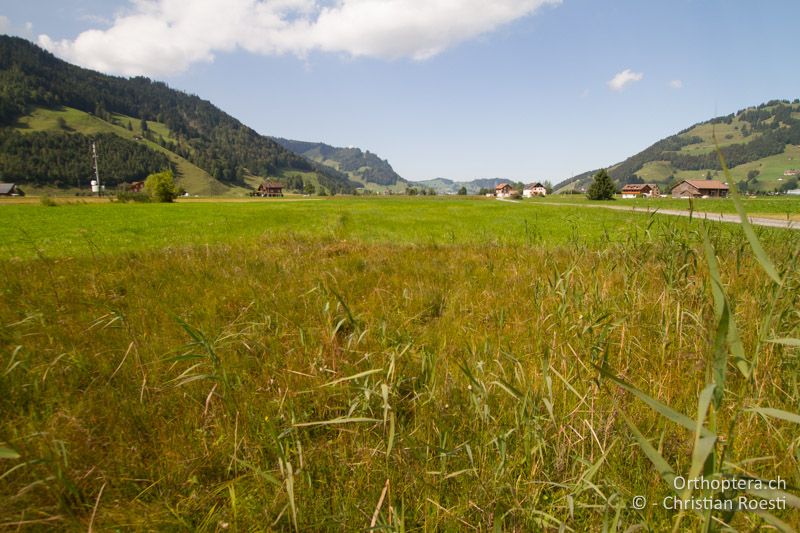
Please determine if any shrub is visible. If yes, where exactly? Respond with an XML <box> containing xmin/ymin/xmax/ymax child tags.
<box><xmin>39</xmin><ymin>195</ymin><xmax>58</xmax><ymax>207</ymax></box>
<box><xmin>144</xmin><ymin>170</ymin><xmax>178</xmax><ymax>203</ymax></box>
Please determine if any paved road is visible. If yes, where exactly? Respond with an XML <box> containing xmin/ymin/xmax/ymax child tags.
<box><xmin>497</xmin><ymin>198</ymin><xmax>799</xmax><ymax>230</ymax></box>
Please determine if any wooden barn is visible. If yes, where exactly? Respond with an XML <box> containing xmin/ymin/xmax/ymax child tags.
<box><xmin>670</xmin><ymin>179</ymin><xmax>729</xmax><ymax>198</ymax></box>
<box><xmin>256</xmin><ymin>180</ymin><xmax>284</xmax><ymax>198</ymax></box>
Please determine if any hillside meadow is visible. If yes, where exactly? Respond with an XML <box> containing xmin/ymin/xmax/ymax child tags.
<box><xmin>0</xmin><ymin>196</ymin><xmax>798</xmax><ymax>531</ymax></box>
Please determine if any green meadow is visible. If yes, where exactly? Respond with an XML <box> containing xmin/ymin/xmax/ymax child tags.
<box><xmin>1</xmin><ymin>197</ymin><xmax>798</xmax><ymax>531</ymax></box>
<box><xmin>539</xmin><ymin>194</ymin><xmax>800</xmax><ymax>220</ymax></box>
<box><xmin>1</xmin><ymin>197</ymin><xmax>693</xmax><ymax>260</ymax></box>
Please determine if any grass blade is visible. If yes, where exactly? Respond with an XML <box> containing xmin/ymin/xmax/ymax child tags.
<box><xmin>688</xmin><ymin>384</ymin><xmax>717</xmax><ymax>482</ymax></box>
<box><xmin>748</xmin><ymin>407</ymin><xmax>800</xmax><ymax>425</ymax></box>
<box><xmin>294</xmin><ymin>417</ymin><xmax>381</xmax><ymax>428</ymax></box>
<box><xmin>619</xmin><ymin>410</ymin><xmax>677</xmax><ymax>489</ymax></box>
<box><xmin>767</xmin><ymin>338</ymin><xmax>800</xmax><ymax>347</ymax></box>
<box><xmin>596</xmin><ymin>365</ymin><xmax>712</xmax><ymax>437</ymax></box>
<box><xmin>320</xmin><ymin>368</ymin><xmax>383</xmax><ymax>388</ymax></box>
<box><xmin>0</xmin><ymin>446</ymin><xmax>20</xmax><ymax>459</ymax></box>
<box><xmin>713</xmin><ymin>138</ymin><xmax>782</xmax><ymax>285</ymax></box>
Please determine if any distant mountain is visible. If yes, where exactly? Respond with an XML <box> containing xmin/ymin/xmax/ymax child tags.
<box><xmin>0</xmin><ymin>36</ymin><xmax>358</xmax><ymax>194</ymax></box>
<box><xmin>413</xmin><ymin>177</ymin><xmax>508</xmax><ymax>194</ymax></box>
<box><xmin>273</xmin><ymin>138</ymin><xmax>404</xmax><ymax>187</ymax></box>
<box><xmin>557</xmin><ymin>99</ymin><xmax>800</xmax><ymax>194</ymax></box>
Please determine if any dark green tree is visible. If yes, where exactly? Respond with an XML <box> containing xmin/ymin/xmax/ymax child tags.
<box><xmin>586</xmin><ymin>169</ymin><xmax>616</xmax><ymax>200</ymax></box>
<box><xmin>457</xmin><ymin>186</ymin><xmax>467</xmax><ymax>195</ymax></box>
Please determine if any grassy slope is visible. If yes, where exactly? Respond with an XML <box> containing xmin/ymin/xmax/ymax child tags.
<box><xmin>564</xmin><ymin>104</ymin><xmax>800</xmax><ymax>193</ymax></box>
<box><xmin>13</xmin><ymin>106</ymin><xmax>246</xmax><ymax>196</ymax></box>
<box><xmin>0</xmin><ymin>197</ymin><xmax>797</xmax><ymax>531</ymax></box>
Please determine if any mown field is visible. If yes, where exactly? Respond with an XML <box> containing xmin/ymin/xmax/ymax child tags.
<box><xmin>1</xmin><ymin>197</ymin><xmax>798</xmax><ymax>531</ymax></box>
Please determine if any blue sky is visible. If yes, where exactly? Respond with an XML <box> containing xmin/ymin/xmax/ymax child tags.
<box><xmin>2</xmin><ymin>1</ymin><xmax>799</xmax><ymax>183</ymax></box>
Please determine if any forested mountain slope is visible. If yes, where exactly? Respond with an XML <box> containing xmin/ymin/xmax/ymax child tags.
<box><xmin>0</xmin><ymin>36</ymin><xmax>358</xmax><ymax>194</ymax></box>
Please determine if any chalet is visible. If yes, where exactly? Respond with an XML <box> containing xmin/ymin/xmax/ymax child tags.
<box><xmin>257</xmin><ymin>180</ymin><xmax>284</xmax><ymax>198</ymax></box>
<box><xmin>0</xmin><ymin>183</ymin><xmax>24</xmax><ymax>197</ymax></box>
<box><xmin>621</xmin><ymin>183</ymin><xmax>660</xmax><ymax>199</ymax></box>
<box><xmin>129</xmin><ymin>181</ymin><xmax>145</xmax><ymax>193</ymax></box>
<box><xmin>495</xmin><ymin>183</ymin><xmax>514</xmax><ymax>198</ymax></box>
<box><xmin>523</xmin><ymin>182</ymin><xmax>547</xmax><ymax>198</ymax></box>
<box><xmin>670</xmin><ymin>179</ymin><xmax>729</xmax><ymax>198</ymax></box>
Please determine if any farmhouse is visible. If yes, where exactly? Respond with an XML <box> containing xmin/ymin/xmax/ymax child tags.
<box><xmin>128</xmin><ymin>181</ymin><xmax>145</xmax><ymax>193</ymax></box>
<box><xmin>670</xmin><ymin>179</ymin><xmax>729</xmax><ymax>198</ymax></box>
<box><xmin>523</xmin><ymin>182</ymin><xmax>547</xmax><ymax>197</ymax></box>
<box><xmin>621</xmin><ymin>183</ymin><xmax>660</xmax><ymax>199</ymax></box>
<box><xmin>0</xmin><ymin>183</ymin><xmax>24</xmax><ymax>196</ymax></box>
<box><xmin>256</xmin><ymin>180</ymin><xmax>284</xmax><ymax>197</ymax></box>
<box><xmin>495</xmin><ymin>183</ymin><xmax>515</xmax><ymax>198</ymax></box>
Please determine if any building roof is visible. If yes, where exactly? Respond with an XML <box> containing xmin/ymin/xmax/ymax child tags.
<box><xmin>259</xmin><ymin>180</ymin><xmax>283</xmax><ymax>189</ymax></box>
<box><xmin>0</xmin><ymin>183</ymin><xmax>16</xmax><ymax>194</ymax></box>
<box><xmin>525</xmin><ymin>182</ymin><xmax>545</xmax><ymax>189</ymax></box>
<box><xmin>621</xmin><ymin>183</ymin><xmax>650</xmax><ymax>192</ymax></box>
<box><xmin>495</xmin><ymin>183</ymin><xmax>510</xmax><ymax>190</ymax></box>
<box><xmin>684</xmin><ymin>179</ymin><xmax>729</xmax><ymax>190</ymax></box>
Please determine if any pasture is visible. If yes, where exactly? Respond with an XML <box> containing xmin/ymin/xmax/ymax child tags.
<box><xmin>0</xmin><ymin>196</ymin><xmax>798</xmax><ymax>531</ymax></box>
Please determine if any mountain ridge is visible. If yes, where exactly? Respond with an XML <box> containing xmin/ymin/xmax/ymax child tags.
<box><xmin>272</xmin><ymin>137</ymin><xmax>405</xmax><ymax>189</ymax></box>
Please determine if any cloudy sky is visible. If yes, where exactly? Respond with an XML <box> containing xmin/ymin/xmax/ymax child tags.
<box><xmin>2</xmin><ymin>0</ymin><xmax>799</xmax><ymax>182</ymax></box>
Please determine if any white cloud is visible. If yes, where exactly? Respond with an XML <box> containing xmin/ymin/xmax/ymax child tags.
<box><xmin>0</xmin><ymin>15</ymin><xmax>34</xmax><ymax>37</ymax></box>
<box><xmin>38</xmin><ymin>0</ymin><xmax>560</xmax><ymax>76</ymax></box>
<box><xmin>669</xmin><ymin>79</ymin><xmax>683</xmax><ymax>89</ymax></box>
<box><xmin>607</xmin><ymin>69</ymin><xmax>643</xmax><ymax>91</ymax></box>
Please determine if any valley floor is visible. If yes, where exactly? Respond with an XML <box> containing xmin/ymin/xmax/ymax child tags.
<box><xmin>1</xmin><ymin>197</ymin><xmax>798</xmax><ymax>530</ymax></box>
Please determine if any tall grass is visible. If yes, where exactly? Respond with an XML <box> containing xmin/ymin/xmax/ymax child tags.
<box><xmin>0</xmin><ymin>210</ymin><xmax>798</xmax><ymax>530</ymax></box>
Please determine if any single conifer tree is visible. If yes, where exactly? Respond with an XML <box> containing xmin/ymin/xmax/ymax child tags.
<box><xmin>586</xmin><ymin>169</ymin><xmax>616</xmax><ymax>200</ymax></box>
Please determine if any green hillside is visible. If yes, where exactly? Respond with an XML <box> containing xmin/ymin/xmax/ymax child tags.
<box><xmin>0</xmin><ymin>36</ymin><xmax>358</xmax><ymax>195</ymax></box>
<box><xmin>273</xmin><ymin>137</ymin><xmax>405</xmax><ymax>191</ymax></box>
<box><xmin>12</xmin><ymin>106</ymin><xmax>239</xmax><ymax>195</ymax></box>
<box><xmin>557</xmin><ymin>99</ymin><xmax>800</xmax><ymax>194</ymax></box>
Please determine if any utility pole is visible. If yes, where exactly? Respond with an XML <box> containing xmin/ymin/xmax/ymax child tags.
<box><xmin>91</xmin><ymin>141</ymin><xmax>101</xmax><ymax>196</ymax></box>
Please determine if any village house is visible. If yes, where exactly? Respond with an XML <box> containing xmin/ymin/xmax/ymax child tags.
<box><xmin>128</xmin><ymin>181</ymin><xmax>145</xmax><ymax>193</ymax></box>
<box><xmin>784</xmin><ymin>169</ymin><xmax>800</xmax><ymax>176</ymax></box>
<box><xmin>256</xmin><ymin>180</ymin><xmax>284</xmax><ymax>197</ymax></box>
<box><xmin>0</xmin><ymin>183</ymin><xmax>24</xmax><ymax>197</ymax></box>
<box><xmin>495</xmin><ymin>183</ymin><xmax>515</xmax><ymax>198</ymax></box>
<box><xmin>621</xmin><ymin>183</ymin><xmax>660</xmax><ymax>199</ymax></box>
<box><xmin>670</xmin><ymin>179</ymin><xmax>729</xmax><ymax>198</ymax></box>
<box><xmin>523</xmin><ymin>182</ymin><xmax>547</xmax><ymax>197</ymax></box>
